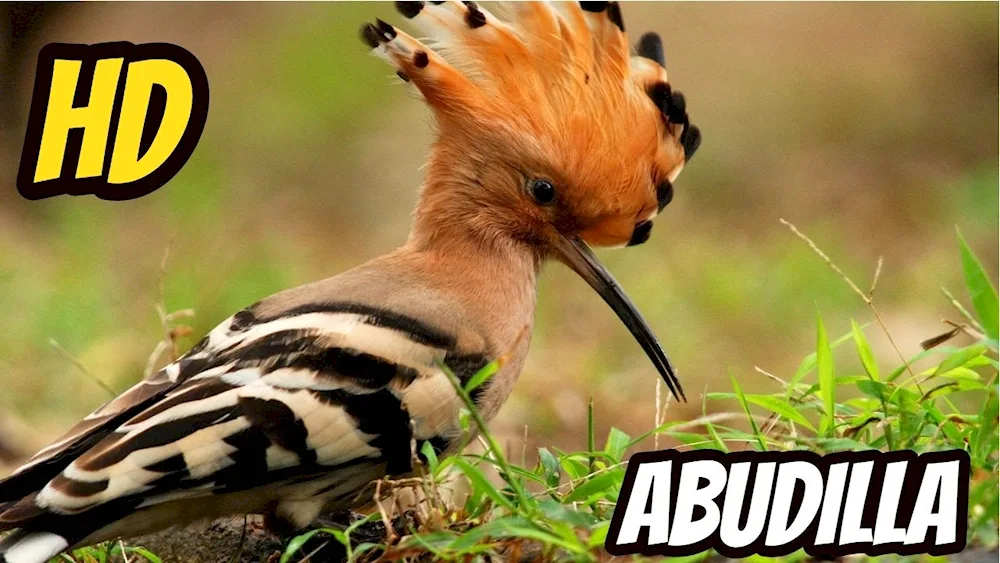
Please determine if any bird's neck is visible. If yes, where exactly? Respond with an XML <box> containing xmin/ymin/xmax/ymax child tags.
<box><xmin>404</xmin><ymin>174</ymin><xmax>542</xmax><ymax>354</ymax></box>
<box><xmin>406</xmin><ymin>180</ymin><xmax>543</xmax><ymax>306</ymax></box>
<box><xmin>403</xmin><ymin>189</ymin><xmax>540</xmax><ymax>422</ymax></box>
<box><xmin>408</xmin><ymin>198</ymin><xmax>540</xmax><ymax>268</ymax></box>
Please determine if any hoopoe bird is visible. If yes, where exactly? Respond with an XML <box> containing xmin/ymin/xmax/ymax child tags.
<box><xmin>0</xmin><ymin>2</ymin><xmax>699</xmax><ymax>561</ymax></box>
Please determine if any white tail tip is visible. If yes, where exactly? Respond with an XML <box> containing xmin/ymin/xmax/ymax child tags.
<box><xmin>1</xmin><ymin>532</ymin><xmax>69</xmax><ymax>563</ymax></box>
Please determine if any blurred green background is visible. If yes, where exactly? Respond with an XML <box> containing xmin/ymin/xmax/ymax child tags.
<box><xmin>0</xmin><ymin>2</ymin><xmax>996</xmax><ymax>470</ymax></box>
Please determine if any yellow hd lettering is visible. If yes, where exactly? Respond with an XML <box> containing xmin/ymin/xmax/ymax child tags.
<box><xmin>33</xmin><ymin>58</ymin><xmax>123</xmax><ymax>182</ymax></box>
<box><xmin>16</xmin><ymin>42</ymin><xmax>209</xmax><ymax>200</ymax></box>
<box><xmin>109</xmin><ymin>59</ymin><xmax>195</xmax><ymax>184</ymax></box>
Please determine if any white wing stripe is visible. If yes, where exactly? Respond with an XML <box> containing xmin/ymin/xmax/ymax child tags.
<box><xmin>209</xmin><ymin>312</ymin><xmax>446</xmax><ymax>372</ymax></box>
<box><xmin>118</xmin><ymin>387</ymin><xmax>242</xmax><ymax>434</ymax></box>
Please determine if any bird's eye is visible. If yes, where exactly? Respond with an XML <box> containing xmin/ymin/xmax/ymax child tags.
<box><xmin>529</xmin><ymin>179</ymin><xmax>556</xmax><ymax>205</ymax></box>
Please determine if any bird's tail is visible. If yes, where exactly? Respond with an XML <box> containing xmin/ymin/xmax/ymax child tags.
<box><xmin>0</xmin><ymin>529</ymin><xmax>70</xmax><ymax>563</ymax></box>
<box><xmin>0</xmin><ymin>473</ymin><xmax>76</xmax><ymax>563</ymax></box>
<box><xmin>1</xmin><ymin>491</ymin><xmax>96</xmax><ymax>563</ymax></box>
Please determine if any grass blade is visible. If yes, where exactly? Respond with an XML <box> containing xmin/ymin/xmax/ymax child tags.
<box><xmin>816</xmin><ymin>312</ymin><xmax>836</xmax><ymax>437</ymax></box>
<box><xmin>452</xmin><ymin>457</ymin><xmax>516</xmax><ymax>512</ymax></box>
<box><xmin>851</xmin><ymin>319</ymin><xmax>879</xmax><ymax>381</ymax></box>
<box><xmin>588</xmin><ymin>396</ymin><xmax>595</xmax><ymax>474</ymax></box>
<box><xmin>537</xmin><ymin>447</ymin><xmax>561</xmax><ymax>488</ymax></box>
<box><xmin>280</xmin><ymin>530</ymin><xmax>322</xmax><ymax>563</ymax></box>
<box><xmin>604</xmin><ymin>427</ymin><xmax>630</xmax><ymax>462</ymax></box>
<box><xmin>563</xmin><ymin>469</ymin><xmax>622</xmax><ymax>503</ymax></box>
<box><xmin>730</xmin><ymin>372</ymin><xmax>767</xmax><ymax>451</ymax></box>
<box><xmin>702</xmin><ymin>393</ymin><xmax>729</xmax><ymax>452</ymax></box>
<box><xmin>958</xmin><ymin>229</ymin><xmax>999</xmax><ymax>340</ymax></box>
<box><xmin>127</xmin><ymin>548</ymin><xmax>162</xmax><ymax>563</ymax></box>
<box><xmin>934</xmin><ymin>343</ymin><xmax>987</xmax><ymax>377</ymax></box>
<box><xmin>787</xmin><ymin>326</ymin><xmax>860</xmax><ymax>397</ymax></box>
<box><xmin>971</xmin><ymin>386</ymin><xmax>999</xmax><ymax>464</ymax></box>
<box><xmin>437</xmin><ymin>359</ymin><xmax>533</xmax><ymax>513</ymax></box>
<box><xmin>746</xmin><ymin>395</ymin><xmax>817</xmax><ymax>433</ymax></box>
<box><xmin>464</xmin><ymin>360</ymin><xmax>500</xmax><ymax>393</ymax></box>
<box><xmin>420</xmin><ymin>440</ymin><xmax>439</xmax><ymax>474</ymax></box>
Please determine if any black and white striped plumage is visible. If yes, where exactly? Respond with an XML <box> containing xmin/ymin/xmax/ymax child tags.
<box><xmin>0</xmin><ymin>289</ymin><xmax>500</xmax><ymax>563</ymax></box>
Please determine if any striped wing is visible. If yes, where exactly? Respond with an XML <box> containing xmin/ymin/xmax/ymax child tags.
<box><xmin>0</xmin><ymin>301</ymin><xmax>489</xmax><ymax>532</ymax></box>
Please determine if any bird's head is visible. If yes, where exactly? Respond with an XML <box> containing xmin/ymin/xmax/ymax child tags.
<box><xmin>362</xmin><ymin>1</ymin><xmax>699</xmax><ymax>400</ymax></box>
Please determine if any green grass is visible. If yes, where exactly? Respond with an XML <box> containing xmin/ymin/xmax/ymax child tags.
<box><xmin>53</xmin><ymin>229</ymin><xmax>998</xmax><ymax>563</ymax></box>
<box><xmin>57</xmin><ymin>542</ymin><xmax>161</xmax><ymax>563</ymax></box>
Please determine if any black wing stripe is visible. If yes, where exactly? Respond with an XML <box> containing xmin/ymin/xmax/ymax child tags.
<box><xmin>48</xmin><ymin>475</ymin><xmax>109</xmax><ymax>497</ymax></box>
<box><xmin>125</xmin><ymin>379</ymin><xmax>236</xmax><ymax>427</ymax></box>
<box><xmin>238</xmin><ymin>397</ymin><xmax>317</xmax><ymax>465</ymax></box>
<box><xmin>311</xmin><ymin>388</ymin><xmax>413</xmax><ymax>474</ymax></box>
<box><xmin>189</xmin><ymin>329</ymin><xmax>422</xmax><ymax>389</ymax></box>
<box><xmin>78</xmin><ymin>406</ymin><xmax>241</xmax><ymax>471</ymax></box>
<box><xmin>183</xmin><ymin>334</ymin><xmax>211</xmax><ymax>357</ymax></box>
<box><xmin>273</xmin><ymin>346</ymin><xmax>420</xmax><ymax>389</ymax></box>
<box><xmin>261</xmin><ymin>301</ymin><xmax>457</xmax><ymax>348</ymax></box>
<box><xmin>222</xmin><ymin>330</ymin><xmax>318</xmax><ymax>363</ymax></box>
<box><xmin>143</xmin><ymin>453</ymin><xmax>189</xmax><ymax>474</ymax></box>
<box><xmin>215</xmin><ymin>427</ymin><xmax>271</xmax><ymax>488</ymax></box>
<box><xmin>175</xmin><ymin>356</ymin><xmax>218</xmax><ymax>381</ymax></box>
<box><xmin>228</xmin><ymin>309</ymin><xmax>257</xmax><ymax>332</ymax></box>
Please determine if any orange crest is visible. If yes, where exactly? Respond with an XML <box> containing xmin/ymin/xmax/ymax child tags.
<box><xmin>363</xmin><ymin>1</ymin><xmax>700</xmax><ymax>248</ymax></box>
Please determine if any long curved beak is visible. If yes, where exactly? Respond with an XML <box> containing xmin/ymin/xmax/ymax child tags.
<box><xmin>553</xmin><ymin>235</ymin><xmax>686</xmax><ymax>402</ymax></box>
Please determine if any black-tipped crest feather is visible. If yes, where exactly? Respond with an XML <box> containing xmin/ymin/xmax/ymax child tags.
<box><xmin>375</xmin><ymin>18</ymin><xmax>397</xmax><ymax>41</ymax></box>
<box><xmin>359</xmin><ymin>23</ymin><xmax>381</xmax><ymax>49</ymax></box>
<box><xmin>579</xmin><ymin>2</ymin><xmax>609</xmax><ymax>13</ymax></box>
<box><xmin>607</xmin><ymin>2</ymin><xmax>624</xmax><ymax>31</ymax></box>
<box><xmin>464</xmin><ymin>2</ymin><xmax>487</xmax><ymax>29</ymax></box>
<box><xmin>682</xmin><ymin>124</ymin><xmax>701</xmax><ymax>160</ymax></box>
<box><xmin>395</xmin><ymin>1</ymin><xmax>424</xmax><ymax>19</ymax></box>
<box><xmin>636</xmin><ymin>32</ymin><xmax>665</xmax><ymax>67</ymax></box>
